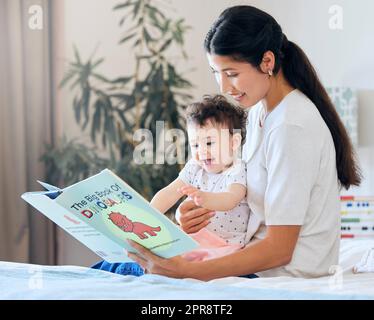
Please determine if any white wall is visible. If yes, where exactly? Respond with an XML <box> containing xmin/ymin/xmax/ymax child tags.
<box><xmin>54</xmin><ymin>0</ymin><xmax>374</xmax><ymax>266</ymax></box>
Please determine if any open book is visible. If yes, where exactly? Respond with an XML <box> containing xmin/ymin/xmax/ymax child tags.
<box><xmin>21</xmin><ymin>169</ymin><xmax>198</xmax><ymax>262</ymax></box>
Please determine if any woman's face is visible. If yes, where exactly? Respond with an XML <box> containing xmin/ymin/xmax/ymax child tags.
<box><xmin>207</xmin><ymin>54</ymin><xmax>270</xmax><ymax>108</ymax></box>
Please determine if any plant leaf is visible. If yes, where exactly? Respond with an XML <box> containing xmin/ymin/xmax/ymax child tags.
<box><xmin>92</xmin><ymin>73</ymin><xmax>111</xmax><ymax>83</ymax></box>
<box><xmin>91</xmin><ymin>99</ymin><xmax>103</xmax><ymax>143</ymax></box>
<box><xmin>159</xmin><ymin>38</ymin><xmax>172</xmax><ymax>52</ymax></box>
<box><xmin>59</xmin><ymin>70</ymin><xmax>76</xmax><ymax>88</ymax></box>
<box><xmin>113</xmin><ymin>1</ymin><xmax>135</xmax><ymax>11</ymax></box>
<box><xmin>110</xmin><ymin>76</ymin><xmax>133</xmax><ymax>84</ymax></box>
<box><xmin>91</xmin><ymin>57</ymin><xmax>105</xmax><ymax>69</ymax></box>
<box><xmin>119</xmin><ymin>32</ymin><xmax>137</xmax><ymax>44</ymax></box>
<box><xmin>81</xmin><ymin>85</ymin><xmax>91</xmax><ymax>130</ymax></box>
<box><xmin>73</xmin><ymin>44</ymin><xmax>81</xmax><ymax>65</ymax></box>
<box><xmin>73</xmin><ymin>96</ymin><xmax>81</xmax><ymax>124</ymax></box>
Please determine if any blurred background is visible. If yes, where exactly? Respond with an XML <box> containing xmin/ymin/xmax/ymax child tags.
<box><xmin>1</xmin><ymin>0</ymin><xmax>373</xmax><ymax>267</ymax></box>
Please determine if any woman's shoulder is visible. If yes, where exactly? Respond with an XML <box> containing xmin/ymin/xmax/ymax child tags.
<box><xmin>266</xmin><ymin>89</ymin><xmax>327</xmax><ymax>133</ymax></box>
<box><xmin>247</xmin><ymin>102</ymin><xmax>264</xmax><ymax>124</ymax></box>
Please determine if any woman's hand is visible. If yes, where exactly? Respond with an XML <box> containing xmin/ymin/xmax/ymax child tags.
<box><xmin>127</xmin><ymin>240</ymin><xmax>192</xmax><ymax>278</ymax></box>
<box><xmin>177</xmin><ymin>199</ymin><xmax>215</xmax><ymax>234</ymax></box>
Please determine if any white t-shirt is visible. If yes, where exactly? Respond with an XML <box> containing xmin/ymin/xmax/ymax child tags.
<box><xmin>178</xmin><ymin>160</ymin><xmax>250</xmax><ymax>246</ymax></box>
<box><xmin>243</xmin><ymin>89</ymin><xmax>341</xmax><ymax>278</ymax></box>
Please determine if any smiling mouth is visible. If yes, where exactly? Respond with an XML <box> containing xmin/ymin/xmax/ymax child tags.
<box><xmin>202</xmin><ymin>159</ymin><xmax>214</xmax><ymax>166</ymax></box>
<box><xmin>231</xmin><ymin>93</ymin><xmax>245</xmax><ymax>101</ymax></box>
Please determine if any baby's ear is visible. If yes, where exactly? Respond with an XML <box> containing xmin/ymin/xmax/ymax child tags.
<box><xmin>232</xmin><ymin>133</ymin><xmax>242</xmax><ymax>151</ymax></box>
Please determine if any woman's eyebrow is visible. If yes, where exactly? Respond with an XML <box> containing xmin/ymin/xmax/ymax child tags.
<box><xmin>221</xmin><ymin>68</ymin><xmax>237</xmax><ymax>72</ymax></box>
<box><xmin>210</xmin><ymin>66</ymin><xmax>237</xmax><ymax>72</ymax></box>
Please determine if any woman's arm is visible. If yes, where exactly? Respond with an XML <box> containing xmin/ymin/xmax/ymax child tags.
<box><xmin>127</xmin><ymin>225</ymin><xmax>301</xmax><ymax>280</ymax></box>
<box><xmin>188</xmin><ymin>225</ymin><xmax>301</xmax><ymax>280</ymax></box>
<box><xmin>179</xmin><ymin>184</ymin><xmax>246</xmax><ymax>211</ymax></box>
<box><xmin>150</xmin><ymin>178</ymin><xmax>187</xmax><ymax>214</ymax></box>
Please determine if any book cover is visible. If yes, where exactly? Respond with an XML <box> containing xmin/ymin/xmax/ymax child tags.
<box><xmin>21</xmin><ymin>169</ymin><xmax>198</xmax><ymax>262</ymax></box>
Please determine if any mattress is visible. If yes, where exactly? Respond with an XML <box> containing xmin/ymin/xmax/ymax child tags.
<box><xmin>0</xmin><ymin>239</ymin><xmax>373</xmax><ymax>300</ymax></box>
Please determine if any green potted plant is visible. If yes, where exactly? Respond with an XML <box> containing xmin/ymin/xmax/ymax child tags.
<box><xmin>42</xmin><ymin>0</ymin><xmax>194</xmax><ymax>216</ymax></box>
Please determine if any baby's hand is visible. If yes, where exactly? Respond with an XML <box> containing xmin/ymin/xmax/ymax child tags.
<box><xmin>178</xmin><ymin>185</ymin><xmax>206</xmax><ymax>207</ymax></box>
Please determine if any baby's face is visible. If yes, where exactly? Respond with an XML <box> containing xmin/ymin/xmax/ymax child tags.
<box><xmin>187</xmin><ymin>120</ymin><xmax>237</xmax><ymax>174</ymax></box>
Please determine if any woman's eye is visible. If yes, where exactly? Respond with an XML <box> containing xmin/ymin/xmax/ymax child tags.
<box><xmin>227</xmin><ymin>73</ymin><xmax>238</xmax><ymax>78</ymax></box>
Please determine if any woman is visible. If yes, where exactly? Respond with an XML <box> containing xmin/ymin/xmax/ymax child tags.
<box><xmin>101</xmin><ymin>5</ymin><xmax>362</xmax><ymax>280</ymax></box>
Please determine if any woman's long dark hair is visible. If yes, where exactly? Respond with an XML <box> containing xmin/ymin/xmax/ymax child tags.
<box><xmin>204</xmin><ymin>5</ymin><xmax>361</xmax><ymax>189</ymax></box>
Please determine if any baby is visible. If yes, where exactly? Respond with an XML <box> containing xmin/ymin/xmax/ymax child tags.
<box><xmin>150</xmin><ymin>94</ymin><xmax>251</xmax><ymax>261</ymax></box>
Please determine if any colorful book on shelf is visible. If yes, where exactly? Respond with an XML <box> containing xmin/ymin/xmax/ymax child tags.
<box><xmin>340</xmin><ymin>196</ymin><xmax>374</xmax><ymax>239</ymax></box>
<box><xmin>21</xmin><ymin>169</ymin><xmax>198</xmax><ymax>262</ymax></box>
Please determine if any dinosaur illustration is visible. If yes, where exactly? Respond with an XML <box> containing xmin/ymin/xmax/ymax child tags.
<box><xmin>108</xmin><ymin>211</ymin><xmax>161</xmax><ymax>240</ymax></box>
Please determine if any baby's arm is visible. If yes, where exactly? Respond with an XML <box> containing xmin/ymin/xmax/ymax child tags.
<box><xmin>150</xmin><ymin>178</ymin><xmax>187</xmax><ymax>214</ymax></box>
<box><xmin>179</xmin><ymin>184</ymin><xmax>247</xmax><ymax>211</ymax></box>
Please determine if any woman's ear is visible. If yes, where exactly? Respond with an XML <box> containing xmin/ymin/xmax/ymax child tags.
<box><xmin>232</xmin><ymin>133</ymin><xmax>242</xmax><ymax>152</ymax></box>
<box><xmin>260</xmin><ymin>50</ymin><xmax>275</xmax><ymax>74</ymax></box>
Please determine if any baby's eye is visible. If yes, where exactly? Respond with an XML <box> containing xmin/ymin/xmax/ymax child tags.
<box><xmin>206</xmin><ymin>141</ymin><xmax>214</xmax><ymax>146</ymax></box>
<box><xmin>192</xmin><ymin>144</ymin><xmax>198</xmax><ymax>148</ymax></box>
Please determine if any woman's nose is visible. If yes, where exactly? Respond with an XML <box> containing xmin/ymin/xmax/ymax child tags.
<box><xmin>218</xmin><ymin>75</ymin><xmax>233</xmax><ymax>94</ymax></box>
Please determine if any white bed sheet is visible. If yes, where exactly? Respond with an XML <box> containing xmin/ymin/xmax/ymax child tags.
<box><xmin>0</xmin><ymin>239</ymin><xmax>373</xmax><ymax>300</ymax></box>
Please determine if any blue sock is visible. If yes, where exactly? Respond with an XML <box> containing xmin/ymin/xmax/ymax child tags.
<box><xmin>91</xmin><ymin>260</ymin><xmax>144</xmax><ymax>276</ymax></box>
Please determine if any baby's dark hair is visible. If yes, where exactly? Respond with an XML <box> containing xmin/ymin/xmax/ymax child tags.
<box><xmin>185</xmin><ymin>95</ymin><xmax>247</xmax><ymax>145</ymax></box>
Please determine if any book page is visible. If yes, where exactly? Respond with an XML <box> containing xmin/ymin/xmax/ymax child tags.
<box><xmin>22</xmin><ymin>192</ymin><xmax>131</xmax><ymax>263</ymax></box>
<box><xmin>54</xmin><ymin>169</ymin><xmax>198</xmax><ymax>258</ymax></box>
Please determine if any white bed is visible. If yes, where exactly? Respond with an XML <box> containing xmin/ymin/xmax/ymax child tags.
<box><xmin>1</xmin><ymin>239</ymin><xmax>373</xmax><ymax>300</ymax></box>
